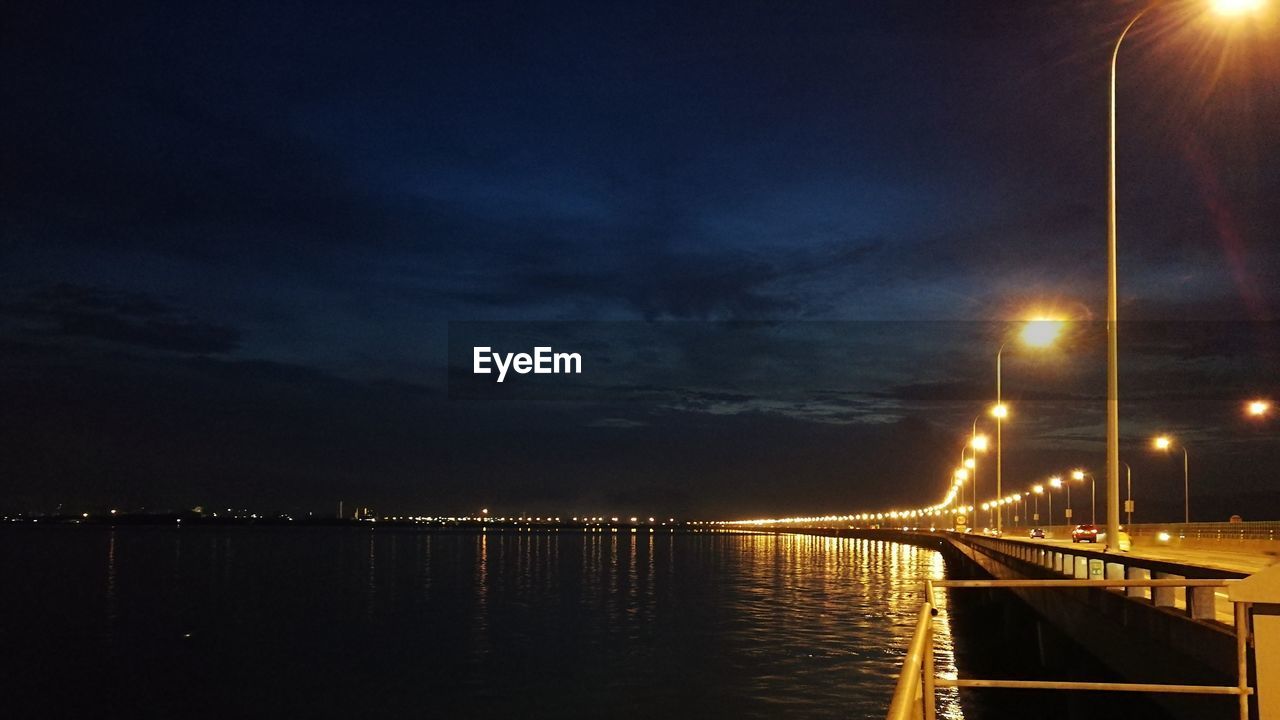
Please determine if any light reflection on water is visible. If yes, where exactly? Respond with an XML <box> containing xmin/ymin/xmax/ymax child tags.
<box><xmin>1</xmin><ymin>527</ymin><xmax>965</xmax><ymax>719</ymax></box>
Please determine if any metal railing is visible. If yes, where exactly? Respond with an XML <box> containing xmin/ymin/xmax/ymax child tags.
<box><xmin>886</xmin><ymin>577</ymin><xmax>1254</xmax><ymax>720</ymax></box>
<box><xmin>991</xmin><ymin>521</ymin><xmax>1280</xmax><ymax>543</ymax></box>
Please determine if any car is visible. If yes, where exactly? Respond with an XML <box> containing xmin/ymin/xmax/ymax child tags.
<box><xmin>1071</xmin><ymin>524</ymin><xmax>1099</xmax><ymax>543</ymax></box>
<box><xmin>1028</xmin><ymin>527</ymin><xmax>1045</xmax><ymax>539</ymax></box>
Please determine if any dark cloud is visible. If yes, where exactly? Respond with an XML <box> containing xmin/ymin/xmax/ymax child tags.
<box><xmin>2</xmin><ymin>0</ymin><xmax>1278</xmax><ymax>516</ymax></box>
<box><xmin>2</xmin><ymin>284</ymin><xmax>240</xmax><ymax>354</ymax></box>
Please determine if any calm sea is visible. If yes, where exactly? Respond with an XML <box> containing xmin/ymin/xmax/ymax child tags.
<box><xmin>2</xmin><ymin>527</ymin><xmax>967</xmax><ymax>719</ymax></box>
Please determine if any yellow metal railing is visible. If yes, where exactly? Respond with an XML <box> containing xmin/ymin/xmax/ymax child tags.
<box><xmin>885</xmin><ymin>578</ymin><xmax>1254</xmax><ymax>720</ymax></box>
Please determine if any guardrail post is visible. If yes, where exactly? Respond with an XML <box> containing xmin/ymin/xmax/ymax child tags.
<box><xmin>1189</xmin><ymin>586</ymin><xmax>1216</xmax><ymax>621</ymax></box>
<box><xmin>1104</xmin><ymin>562</ymin><xmax>1124</xmax><ymax>590</ymax></box>
<box><xmin>1073</xmin><ymin>556</ymin><xmax>1088</xmax><ymax>579</ymax></box>
<box><xmin>1126</xmin><ymin>567</ymin><xmax>1150</xmax><ymax>600</ymax></box>
<box><xmin>1153</xmin><ymin>571</ymin><xmax>1179</xmax><ymax>608</ymax></box>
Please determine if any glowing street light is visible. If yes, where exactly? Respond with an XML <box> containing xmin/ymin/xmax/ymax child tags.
<box><xmin>1247</xmin><ymin>399</ymin><xmax>1271</xmax><ymax>418</ymax></box>
<box><xmin>964</xmin><ymin>457</ymin><xmax>976</xmax><ymax>470</ymax></box>
<box><xmin>1153</xmin><ymin>434</ymin><xmax>1191</xmax><ymax>523</ymax></box>
<box><xmin>1020</xmin><ymin>318</ymin><xmax>1065</xmax><ymax>348</ymax></box>
<box><xmin>1213</xmin><ymin>0</ymin><xmax>1265</xmax><ymax>15</ymax></box>
<box><xmin>1049</xmin><ymin>475</ymin><xmax>1070</xmax><ymax>524</ymax></box>
<box><xmin>1104</xmin><ymin>0</ymin><xmax>1267</xmax><ymax>551</ymax></box>
<box><xmin>971</xmin><ymin>434</ymin><xmax>989</xmax><ymax>452</ymax></box>
<box><xmin>992</xmin><ymin>316</ymin><xmax>1066</xmax><ymax>533</ymax></box>
<box><xmin>1071</xmin><ymin>469</ymin><xmax>1097</xmax><ymax>524</ymax></box>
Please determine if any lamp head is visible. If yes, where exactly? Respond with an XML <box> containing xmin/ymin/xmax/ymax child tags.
<box><xmin>1020</xmin><ymin>317</ymin><xmax>1065</xmax><ymax>348</ymax></box>
<box><xmin>1071</xmin><ymin>469</ymin><xmax>1086</xmax><ymax>481</ymax></box>
<box><xmin>1154</xmin><ymin>435</ymin><xmax>1173</xmax><ymax>451</ymax></box>
<box><xmin>1213</xmin><ymin>0</ymin><xmax>1265</xmax><ymax>16</ymax></box>
<box><xmin>991</xmin><ymin>403</ymin><xmax>1009</xmax><ymax>419</ymax></box>
<box><xmin>1247</xmin><ymin>399</ymin><xmax>1271</xmax><ymax>417</ymax></box>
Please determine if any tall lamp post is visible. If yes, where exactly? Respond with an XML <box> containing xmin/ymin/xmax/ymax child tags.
<box><xmin>953</xmin><ymin>468</ymin><xmax>968</xmax><ymax>525</ymax></box>
<box><xmin>971</xmin><ymin>432</ymin><xmax>989</xmax><ymax>515</ymax></box>
<box><xmin>964</xmin><ymin>455</ymin><xmax>977</xmax><ymax>509</ymax></box>
<box><xmin>1103</xmin><ymin>0</ymin><xmax>1266</xmax><ymax>551</ymax></box>
<box><xmin>1032</xmin><ymin>485</ymin><xmax>1044</xmax><ymax>526</ymax></box>
<box><xmin>1050</xmin><ymin>475</ymin><xmax>1070</xmax><ymax>526</ymax></box>
<box><xmin>1154</xmin><ymin>435</ymin><xmax>1190</xmax><ymax>523</ymax></box>
<box><xmin>992</xmin><ymin>318</ymin><xmax>1064</xmax><ymax>534</ymax></box>
<box><xmin>1072</xmin><ymin>469</ymin><xmax>1096</xmax><ymax>524</ymax></box>
<box><xmin>1123</xmin><ymin>461</ymin><xmax>1133</xmax><ymax>526</ymax></box>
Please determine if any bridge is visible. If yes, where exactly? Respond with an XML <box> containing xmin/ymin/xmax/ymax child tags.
<box><xmin>750</xmin><ymin>523</ymin><xmax>1280</xmax><ymax>720</ymax></box>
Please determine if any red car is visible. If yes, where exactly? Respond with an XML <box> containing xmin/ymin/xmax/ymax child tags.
<box><xmin>1071</xmin><ymin>524</ymin><xmax>1099</xmax><ymax>543</ymax></box>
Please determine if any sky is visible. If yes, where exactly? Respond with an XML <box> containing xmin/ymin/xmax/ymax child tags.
<box><xmin>2</xmin><ymin>0</ymin><xmax>1279</xmax><ymax>519</ymax></box>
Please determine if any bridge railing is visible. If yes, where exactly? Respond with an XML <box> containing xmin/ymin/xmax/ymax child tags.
<box><xmin>885</xmin><ymin>577</ymin><xmax>1253</xmax><ymax>720</ymax></box>
<box><xmin>993</xmin><ymin>520</ymin><xmax>1280</xmax><ymax>543</ymax></box>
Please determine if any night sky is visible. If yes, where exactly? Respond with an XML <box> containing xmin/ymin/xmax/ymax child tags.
<box><xmin>3</xmin><ymin>0</ymin><xmax>1278</xmax><ymax>519</ymax></box>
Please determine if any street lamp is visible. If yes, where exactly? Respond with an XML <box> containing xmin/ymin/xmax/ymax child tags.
<box><xmin>1247</xmin><ymin>399</ymin><xmax>1271</xmax><ymax>418</ymax></box>
<box><xmin>1072</xmin><ymin>469</ymin><xmax>1096</xmax><ymax>524</ymax></box>
<box><xmin>1050</xmin><ymin>475</ymin><xmax>1070</xmax><ymax>525</ymax></box>
<box><xmin>1032</xmin><ymin>484</ymin><xmax>1044</xmax><ymax>525</ymax></box>
<box><xmin>968</xmin><ymin>418</ymin><xmax>987</xmax><ymax>509</ymax></box>
<box><xmin>1122</xmin><ymin>461</ymin><xmax>1133</xmax><ymax>527</ymax></box>
<box><xmin>1020</xmin><ymin>318</ymin><xmax>1065</xmax><ymax>349</ymax></box>
<box><xmin>993</xmin><ymin>317</ymin><xmax>1065</xmax><ymax>534</ymax></box>
<box><xmin>1104</xmin><ymin>0</ymin><xmax>1267</xmax><ymax>552</ymax></box>
<box><xmin>1213</xmin><ymin>0</ymin><xmax>1265</xmax><ymax>14</ymax></box>
<box><xmin>1153</xmin><ymin>435</ymin><xmax>1191</xmax><ymax>523</ymax></box>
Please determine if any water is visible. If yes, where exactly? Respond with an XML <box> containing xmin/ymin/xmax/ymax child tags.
<box><xmin>1</xmin><ymin>527</ymin><xmax>967</xmax><ymax>719</ymax></box>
